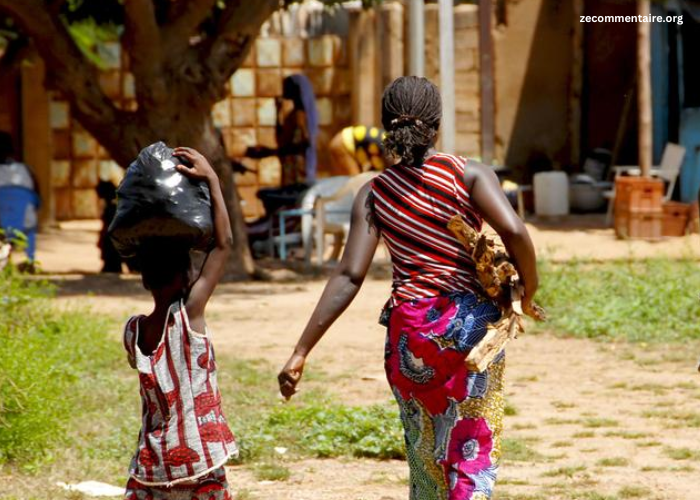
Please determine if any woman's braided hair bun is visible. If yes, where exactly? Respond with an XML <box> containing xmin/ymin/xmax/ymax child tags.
<box><xmin>382</xmin><ymin>76</ymin><xmax>442</xmax><ymax>166</ymax></box>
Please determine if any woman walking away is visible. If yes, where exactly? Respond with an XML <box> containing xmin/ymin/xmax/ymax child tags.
<box><xmin>122</xmin><ymin>147</ymin><xmax>236</xmax><ymax>500</ymax></box>
<box><xmin>278</xmin><ymin>76</ymin><xmax>538</xmax><ymax>500</ymax></box>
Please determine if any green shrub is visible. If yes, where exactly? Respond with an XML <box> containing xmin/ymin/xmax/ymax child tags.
<box><xmin>235</xmin><ymin>398</ymin><xmax>405</xmax><ymax>461</ymax></box>
<box><xmin>0</xmin><ymin>267</ymin><xmax>124</xmax><ymax>464</ymax></box>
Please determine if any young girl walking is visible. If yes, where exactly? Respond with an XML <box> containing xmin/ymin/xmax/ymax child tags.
<box><xmin>122</xmin><ymin>147</ymin><xmax>236</xmax><ymax>500</ymax></box>
<box><xmin>278</xmin><ymin>77</ymin><xmax>539</xmax><ymax>500</ymax></box>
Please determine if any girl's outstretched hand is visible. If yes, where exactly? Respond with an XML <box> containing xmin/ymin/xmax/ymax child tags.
<box><xmin>173</xmin><ymin>147</ymin><xmax>216</xmax><ymax>181</ymax></box>
<box><xmin>278</xmin><ymin>353</ymin><xmax>306</xmax><ymax>400</ymax></box>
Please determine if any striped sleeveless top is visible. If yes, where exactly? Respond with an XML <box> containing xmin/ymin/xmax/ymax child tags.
<box><xmin>123</xmin><ymin>301</ymin><xmax>237</xmax><ymax>486</ymax></box>
<box><xmin>371</xmin><ymin>153</ymin><xmax>483</xmax><ymax>307</ymax></box>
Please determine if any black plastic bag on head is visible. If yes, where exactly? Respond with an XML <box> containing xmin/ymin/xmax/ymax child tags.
<box><xmin>108</xmin><ymin>141</ymin><xmax>213</xmax><ymax>258</ymax></box>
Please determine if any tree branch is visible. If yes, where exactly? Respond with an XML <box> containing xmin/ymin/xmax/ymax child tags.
<box><xmin>204</xmin><ymin>0</ymin><xmax>279</xmax><ymax>93</ymax></box>
<box><xmin>0</xmin><ymin>0</ymin><xmax>134</xmax><ymax>166</ymax></box>
<box><xmin>123</xmin><ymin>0</ymin><xmax>167</xmax><ymax>108</ymax></box>
<box><xmin>161</xmin><ymin>0</ymin><xmax>218</xmax><ymax>54</ymax></box>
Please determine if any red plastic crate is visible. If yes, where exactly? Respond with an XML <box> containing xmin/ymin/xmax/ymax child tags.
<box><xmin>687</xmin><ymin>201</ymin><xmax>699</xmax><ymax>234</ymax></box>
<box><xmin>615</xmin><ymin>208</ymin><xmax>663</xmax><ymax>240</ymax></box>
<box><xmin>614</xmin><ymin>177</ymin><xmax>664</xmax><ymax>212</ymax></box>
<box><xmin>662</xmin><ymin>201</ymin><xmax>690</xmax><ymax>237</ymax></box>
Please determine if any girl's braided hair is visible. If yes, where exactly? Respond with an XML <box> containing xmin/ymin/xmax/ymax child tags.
<box><xmin>381</xmin><ymin>76</ymin><xmax>442</xmax><ymax>167</ymax></box>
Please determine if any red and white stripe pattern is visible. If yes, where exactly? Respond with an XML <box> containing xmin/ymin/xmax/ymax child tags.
<box><xmin>371</xmin><ymin>153</ymin><xmax>483</xmax><ymax>305</ymax></box>
<box><xmin>123</xmin><ymin>301</ymin><xmax>237</xmax><ymax>487</ymax></box>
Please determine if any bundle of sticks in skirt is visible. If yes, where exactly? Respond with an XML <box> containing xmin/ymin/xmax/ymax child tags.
<box><xmin>447</xmin><ymin>215</ymin><xmax>546</xmax><ymax>372</ymax></box>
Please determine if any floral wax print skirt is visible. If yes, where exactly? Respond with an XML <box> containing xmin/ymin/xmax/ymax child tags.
<box><xmin>124</xmin><ymin>466</ymin><xmax>231</xmax><ymax>500</ymax></box>
<box><xmin>383</xmin><ymin>292</ymin><xmax>505</xmax><ymax>500</ymax></box>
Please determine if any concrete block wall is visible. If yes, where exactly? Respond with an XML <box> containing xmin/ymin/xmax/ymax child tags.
<box><xmin>47</xmin><ymin>34</ymin><xmax>352</xmax><ymax>220</ymax></box>
<box><xmin>49</xmin><ymin>41</ymin><xmax>126</xmax><ymax>220</ymax></box>
<box><xmin>221</xmin><ymin>34</ymin><xmax>352</xmax><ymax>219</ymax></box>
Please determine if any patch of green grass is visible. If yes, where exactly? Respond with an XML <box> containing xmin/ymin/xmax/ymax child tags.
<box><xmin>602</xmin><ymin>431</ymin><xmax>645</xmax><ymax>439</ymax></box>
<box><xmin>235</xmin><ymin>489</ymin><xmax>254</xmax><ymax>500</ymax></box>
<box><xmin>617</xmin><ymin>485</ymin><xmax>649</xmax><ymax>498</ymax></box>
<box><xmin>583</xmin><ymin>418</ymin><xmax>619</xmax><ymax>428</ymax></box>
<box><xmin>572</xmin><ymin>431</ymin><xmax>596</xmax><ymax>438</ymax></box>
<box><xmin>218</xmin><ymin>356</ymin><xmax>405</xmax><ymax>462</ymax></box>
<box><xmin>552</xmin><ymin>401</ymin><xmax>576</xmax><ymax>410</ymax></box>
<box><xmin>642</xmin><ymin>410</ymin><xmax>700</xmax><ymax>427</ymax></box>
<box><xmin>247</xmin><ymin>401</ymin><xmax>404</xmax><ymax>460</ymax></box>
<box><xmin>596</xmin><ymin>457</ymin><xmax>629</xmax><ymax>467</ymax></box>
<box><xmin>608</xmin><ymin>382</ymin><xmax>628</xmax><ymax>390</ymax></box>
<box><xmin>664</xmin><ymin>446</ymin><xmax>700</xmax><ymax>460</ymax></box>
<box><xmin>541</xmin><ymin>465</ymin><xmax>586</xmax><ymax>478</ymax></box>
<box><xmin>0</xmin><ymin>268</ymin><xmax>132</xmax><ymax>466</ymax></box>
<box><xmin>551</xmin><ymin>440</ymin><xmax>573</xmax><ymax>448</ymax></box>
<box><xmin>494</xmin><ymin>493</ymin><xmax>546</xmax><ymax>500</ymax></box>
<box><xmin>497</xmin><ymin>478</ymin><xmax>530</xmax><ymax>486</ymax></box>
<box><xmin>635</xmin><ymin>441</ymin><xmax>661</xmax><ymax>448</ymax></box>
<box><xmin>630</xmin><ymin>383</ymin><xmax>668</xmax><ymax>395</ymax></box>
<box><xmin>545</xmin><ymin>417</ymin><xmax>581</xmax><ymax>425</ymax></box>
<box><xmin>252</xmin><ymin>463</ymin><xmax>290</xmax><ymax>481</ymax></box>
<box><xmin>512</xmin><ymin>423</ymin><xmax>537</xmax><ymax>430</ymax></box>
<box><xmin>366</xmin><ymin>470</ymin><xmax>408</xmax><ymax>485</ymax></box>
<box><xmin>536</xmin><ymin>259</ymin><xmax>700</xmax><ymax>342</ymax></box>
<box><xmin>576</xmin><ymin>493</ymin><xmax>619</xmax><ymax>500</ymax></box>
<box><xmin>504</xmin><ymin>403</ymin><xmax>518</xmax><ymax>416</ymax></box>
<box><xmin>502</xmin><ymin>438</ymin><xmax>542</xmax><ymax>462</ymax></box>
<box><xmin>671</xmin><ymin>465</ymin><xmax>694</xmax><ymax>472</ymax></box>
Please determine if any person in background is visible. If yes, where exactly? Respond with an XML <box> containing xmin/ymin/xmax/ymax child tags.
<box><xmin>0</xmin><ymin>131</ymin><xmax>40</xmax><ymax>269</ymax></box>
<box><xmin>245</xmin><ymin>74</ymin><xmax>319</xmax><ymax>188</ymax></box>
<box><xmin>243</xmin><ymin>74</ymin><xmax>319</xmax><ymax>250</ymax></box>
<box><xmin>327</xmin><ymin>125</ymin><xmax>391</xmax><ymax>176</ymax></box>
<box><xmin>96</xmin><ymin>180</ymin><xmax>123</xmax><ymax>273</ymax></box>
<box><xmin>278</xmin><ymin>76</ymin><xmax>539</xmax><ymax>500</ymax></box>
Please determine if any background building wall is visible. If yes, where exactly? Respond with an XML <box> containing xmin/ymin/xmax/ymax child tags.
<box><xmin>424</xmin><ymin>4</ymin><xmax>482</xmax><ymax>157</ymax></box>
<box><xmin>493</xmin><ymin>0</ymin><xmax>574</xmax><ymax>178</ymax></box>
<box><xmin>20</xmin><ymin>2</ymin><xmax>486</xmax><ymax>221</ymax></box>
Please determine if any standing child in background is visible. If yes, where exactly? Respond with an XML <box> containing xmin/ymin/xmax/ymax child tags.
<box><xmin>122</xmin><ymin>147</ymin><xmax>236</xmax><ymax>500</ymax></box>
<box><xmin>96</xmin><ymin>180</ymin><xmax>122</xmax><ymax>273</ymax></box>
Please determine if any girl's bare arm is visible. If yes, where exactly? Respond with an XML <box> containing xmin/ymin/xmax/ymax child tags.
<box><xmin>173</xmin><ymin>147</ymin><xmax>233</xmax><ymax>330</ymax></box>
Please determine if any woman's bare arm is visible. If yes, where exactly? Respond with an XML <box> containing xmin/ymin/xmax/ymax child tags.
<box><xmin>278</xmin><ymin>182</ymin><xmax>380</xmax><ymax>398</ymax></box>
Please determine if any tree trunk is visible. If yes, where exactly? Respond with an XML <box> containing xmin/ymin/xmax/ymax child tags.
<box><xmin>0</xmin><ymin>0</ymin><xmax>277</xmax><ymax>278</ymax></box>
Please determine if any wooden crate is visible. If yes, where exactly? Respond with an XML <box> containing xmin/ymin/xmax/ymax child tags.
<box><xmin>614</xmin><ymin>177</ymin><xmax>664</xmax><ymax>212</ymax></box>
<box><xmin>688</xmin><ymin>201</ymin><xmax>700</xmax><ymax>234</ymax></box>
<box><xmin>615</xmin><ymin>208</ymin><xmax>663</xmax><ymax>240</ymax></box>
<box><xmin>662</xmin><ymin>201</ymin><xmax>690</xmax><ymax>237</ymax></box>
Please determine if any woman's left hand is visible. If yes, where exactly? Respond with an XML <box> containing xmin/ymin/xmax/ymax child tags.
<box><xmin>278</xmin><ymin>353</ymin><xmax>306</xmax><ymax>400</ymax></box>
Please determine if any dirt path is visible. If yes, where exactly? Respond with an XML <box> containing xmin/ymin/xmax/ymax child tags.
<box><xmin>32</xmin><ymin>220</ymin><xmax>700</xmax><ymax>499</ymax></box>
<box><xmin>49</xmin><ymin>276</ymin><xmax>700</xmax><ymax>500</ymax></box>
<box><xmin>33</xmin><ymin>215</ymin><xmax>700</xmax><ymax>274</ymax></box>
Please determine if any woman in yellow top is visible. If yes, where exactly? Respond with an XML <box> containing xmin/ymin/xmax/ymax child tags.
<box><xmin>327</xmin><ymin>125</ymin><xmax>391</xmax><ymax>176</ymax></box>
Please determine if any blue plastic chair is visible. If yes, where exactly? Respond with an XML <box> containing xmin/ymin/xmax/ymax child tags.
<box><xmin>0</xmin><ymin>186</ymin><xmax>40</xmax><ymax>261</ymax></box>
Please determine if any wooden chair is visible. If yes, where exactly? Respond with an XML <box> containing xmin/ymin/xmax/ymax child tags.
<box><xmin>604</xmin><ymin>143</ymin><xmax>686</xmax><ymax>224</ymax></box>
